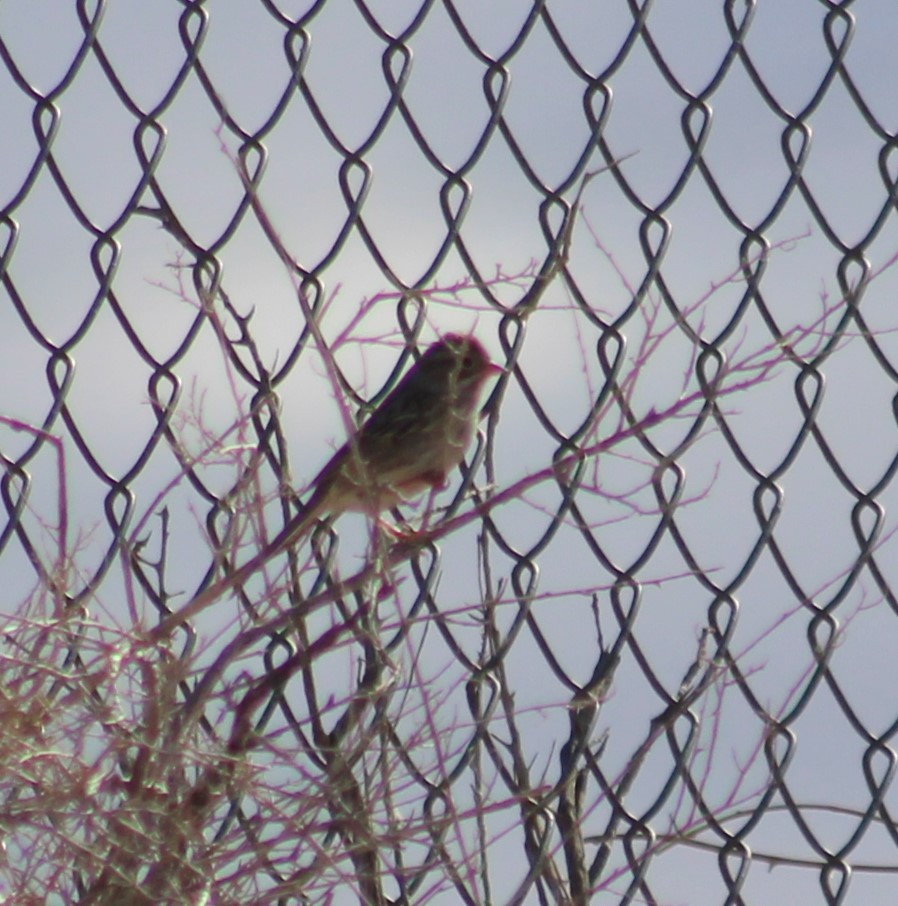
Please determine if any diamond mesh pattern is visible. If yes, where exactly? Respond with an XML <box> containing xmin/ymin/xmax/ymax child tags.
<box><xmin>2</xmin><ymin>2</ymin><xmax>898</xmax><ymax>904</ymax></box>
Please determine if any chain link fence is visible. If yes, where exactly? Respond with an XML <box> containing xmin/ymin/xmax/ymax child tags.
<box><xmin>3</xmin><ymin>1</ymin><xmax>898</xmax><ymax>903</ymax></box>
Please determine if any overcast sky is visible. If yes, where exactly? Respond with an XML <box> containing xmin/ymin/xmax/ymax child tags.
<box><xmin>3</xmin><ymin>2</ymin><xmax>898</xmax><ymax>903</ymax></box>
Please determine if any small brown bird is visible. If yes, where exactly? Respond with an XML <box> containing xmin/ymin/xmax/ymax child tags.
<box><xmin>296</xmin><ymin>332</ymin><xmax>501</xmax><ymax>532</ymax></box>
<box><xmin>170</xmin><ymin>334</ymin><xmax>501</xmax><ymax>625</ymax></box>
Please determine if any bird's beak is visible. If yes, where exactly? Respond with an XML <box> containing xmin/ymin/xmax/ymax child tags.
<box><xmin>485</xmin><ymin>361</ymin><xmax>505</xmax><ymax>376</ymax></box>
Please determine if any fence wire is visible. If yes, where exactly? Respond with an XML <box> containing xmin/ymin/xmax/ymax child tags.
<box><xmin>3</xmin><ymin>1</ymin><xmax>898</xmax><ymax>904</ymax></box>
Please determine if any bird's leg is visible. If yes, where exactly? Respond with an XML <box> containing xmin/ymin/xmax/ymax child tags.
<box><xmin>381</xmin><ymin>471</ymin><xmax>448</xmax><ymax>541</ymax></box>
<box><xmin>417</xmin><ymin>483</ymin><xmax>443</xmax><ymax>532</ymax></box>
<box><xmin>374</xmin><ymin>515</ymin><xmax>406</xmax><ymax>538</ymax></box>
